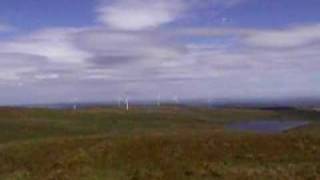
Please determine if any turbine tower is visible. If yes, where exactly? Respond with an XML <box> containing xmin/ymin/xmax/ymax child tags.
<box><xmin>72</xmin><ymin>97</ymin><xmax>78</xmax><ymax>111</ymax></box>
<box><xmin>207</xmin><ymin>93</ymin><xmax>211</xmax><ymax>108</ymax></box>
<box><xmin>157</xmin><ymin>94</ymin><xmax>161</xmax><ymax>107</ymax></box>
<box><xmin>73</xmin><ymin>104</ymin><xmax>77</xmax><ymax>111</ymax></box>
<box><xmin>207</xmin><ymin>97</ymin><xmax>212</xmax><ymax>108</ymax></box>
<box><xmin>174</xmin><ymin>95</ymin><xmax>179</xmax><ymax>105</ymax></box>
<box><xmin>125</xmin><ymin>96</ymin><xmax>129</xmax><ymax>111</ymax></box>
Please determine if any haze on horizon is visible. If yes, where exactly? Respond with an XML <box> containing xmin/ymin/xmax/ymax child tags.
<box><xmin>0</xmin><ymin>0</ymin><xmax>319</xmax><ymax>105</ymax></box>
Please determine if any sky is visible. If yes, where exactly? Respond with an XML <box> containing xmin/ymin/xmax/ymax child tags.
<box><xmin>0</xmin><ymin>0</ymin><xmax>320</xmax><ymax>105</ymax></box>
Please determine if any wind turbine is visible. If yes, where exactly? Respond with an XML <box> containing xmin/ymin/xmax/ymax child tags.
<box><xmin>207</xmin><ymin>93</ymin><xmax>211</xmax><ymax>108</ymax></box>
<box><xmin>125</xmin><ymin>96</ymin><xmax>129</xmax><ymax>111</ymax></box>
<box><xmin>157</xmin><ymin>94</ymin><xmax>161</xmax><ymax>107</ymax></box>
<box><xmin>122</xmin><ymin>85</ymin><xmax>130</xmax><ymax>111</ymax></box>
<box><xmin>72</xmin><ymin>97</ymin><xmax>78</xmax><ymax>111</ymax></box>
<box><xmin>173</xmin><ymin>95</ymin><xmax>179</xmax><ymax>105</ymax></box>
<box><xmin>73</xmin><ymin>104</ymin><xmax>77</xmax><ymax>111</ymax></box>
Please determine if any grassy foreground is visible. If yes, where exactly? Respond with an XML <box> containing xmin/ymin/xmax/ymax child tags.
<box><xmin>0</xmin><ymin>106</ymin><xmax>319</xmax><ymax>179</ymax></box>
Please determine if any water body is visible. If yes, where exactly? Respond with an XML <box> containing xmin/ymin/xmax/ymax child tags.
<box><xmin>227</xmin><ymin>120</ymin><xmax>309</xmax><ymax>133</ymax></box>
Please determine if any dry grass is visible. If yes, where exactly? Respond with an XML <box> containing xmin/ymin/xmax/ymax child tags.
<box><xmin>0</xmin><ymin>107</ymin><xmax>318</xmax><ymax>179</ymax></box>
<box><xmin>0</xmin><ymin>132</ymin><xmax>320</xmax><ymax>180</ymax></box>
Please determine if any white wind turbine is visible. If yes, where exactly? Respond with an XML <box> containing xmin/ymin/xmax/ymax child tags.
<box><xmin>207</xmin><ymin>93</ymin><xmax>211</xmax><ymax>108</ymax></box>
<box><xmin>173</xmin><ymin>95</ymin><xmax>179</xmax><ymax>105</ymax></box>
<box><xmin>157</xmin><ymin>94</ymin><xmax>161</xmax><ymax>107</ymax></box>
<box><xmin>125</xmin><ymin>96</ymin><xmax>129</xmax><ymax>111</ymax></box>
<box><xmin>73</xmin><ymin>104</ymin><xmax>77</xmax><ymax>111</ymax></box>
<box><xmin>72</xmin><ymin>97</ymin><xmax>78</xmax><ymax>111</ymax></box>
<box><xmin>122</xmin><ymin>85</ymin><xmax>130</xmax><ymax>111</ymax></box>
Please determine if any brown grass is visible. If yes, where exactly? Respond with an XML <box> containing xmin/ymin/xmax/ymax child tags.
<box><xmin>0</xmin><ymin>131</ymin><xmax>319</xmax><ymax>180</ymax></box>
<box><xmin>0</xmin><ymin>107</ymin><xmax>319</xmax><ymax>179</ymax></box>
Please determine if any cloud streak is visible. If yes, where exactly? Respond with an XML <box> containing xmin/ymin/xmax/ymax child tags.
<box><xmin>244</xmin><ymin>24</ymin><xmax>320</xmax><ymax>48</ymax></box>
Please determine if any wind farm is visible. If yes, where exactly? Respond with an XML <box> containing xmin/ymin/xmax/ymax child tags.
<box><xmin>0</xmin><ymin>0</ymin><xmax>320</xmax><ymax>179</ymax></box>
<box><xmin>0</xmin><ymin>105</ymin><xmax>319</xmax><ymax>180</ymax></box>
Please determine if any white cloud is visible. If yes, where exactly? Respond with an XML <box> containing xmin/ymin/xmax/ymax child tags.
<box><xmin>176</xmin><ymin>24</ymin><xmax>320</xmax><ymax>50</ymax></box>
<box><xmin>0</xmin><ymin>24</ymin><xmax>319</xmax><ymax>92</ymax></box>
<box><xmin>0</xmin><ymin>53</ymin><xmax>48</xmax><ymax>81</ymax></box>
<box><xmin>244</xmin><ymin>24</ymin><xmax>320</xmax><ymax>48</ymax></box>
<box><xmin>34</xmin><ymin>73</ymin><xmax>60</xmax><ymax>80</ymax></box>
<box><xmin>96</xmin><ymin>0</ymin><xmax>249</xmax><ymax>31</ymax></box>
<box><xmin>0</xmin><ymin>28</ymin><xmax>91</xmax><ymax>64</ymax></box>
<box><xmin>74</xmin><ymin>29</ymin><xmax>186</xmax><ymax>68</ymax></box>
<box><xmin>97</xmin><ymin>0</ymin><xmax>184</xmax><ymax>30</ymax></box>
<box><xmin>1</xmin><ymin>0</ymin><xmax>320</xmax><ymax>103</ymax></box>
<box><xmin>190</xmin><ymin>0</ymin><xmax>250</xmax><ymax>8</ymax></box>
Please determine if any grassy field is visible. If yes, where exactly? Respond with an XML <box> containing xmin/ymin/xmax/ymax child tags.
<box><xmin>0</xmin><ymin>106</ymin><xmax>319</xmax><ymax>179</ymax></box>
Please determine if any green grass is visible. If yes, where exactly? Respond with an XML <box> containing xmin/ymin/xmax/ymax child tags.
<box><xmin>0</xmin><ymin>106</ymin><xmax>319</xmax><ymax>179</ymax></box>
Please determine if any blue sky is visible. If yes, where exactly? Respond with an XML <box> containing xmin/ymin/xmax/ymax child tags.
<box><xmin>0</xmin><ymin>0</ymin><xmax>319</xmax><ymax>105</ymax></box>
<box><xmin>2</xmin><ymin>0</ymin><xmax>320</xmax><ymax>31</ymax></box>
<box><xmin>0</xmin><ymin>0</ymin><xmax>96</xmax><ymax>30</ymax></box>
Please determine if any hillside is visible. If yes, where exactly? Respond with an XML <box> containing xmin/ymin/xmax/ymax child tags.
<box><xmin>0</xmin><ymin>107</ymin><xmax>319</xmax><ymax>179</ymax></box>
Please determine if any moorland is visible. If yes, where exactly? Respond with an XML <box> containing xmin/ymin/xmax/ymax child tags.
<box><xmin>0</xmin><ymin>106</ymin><xmax>319</xmax><ymax>180</ymax></box>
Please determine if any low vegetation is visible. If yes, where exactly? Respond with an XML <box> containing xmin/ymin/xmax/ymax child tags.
<box><xmin>0</xmin><ymin>106</ymin><xmax>319</xmax><ymax>179</ymax></box>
